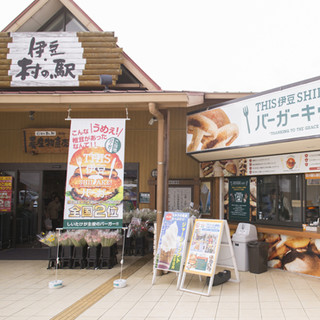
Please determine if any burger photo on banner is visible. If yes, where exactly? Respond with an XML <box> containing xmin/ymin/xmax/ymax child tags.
<box><xmin>64</xmin><ymin>119</ymin><xmax>125</xmax><ymax>229</ymax></box>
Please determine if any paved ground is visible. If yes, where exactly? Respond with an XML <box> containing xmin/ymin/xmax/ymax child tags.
<box><xmin>1</xmin><ymin>251</ymin><xmax>320</xmax><ymax>319</ymax></box>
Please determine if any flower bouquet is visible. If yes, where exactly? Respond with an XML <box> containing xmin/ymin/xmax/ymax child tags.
<box><xmin>130</xmin><ymin>208</ymin><xmax>157</xmax><ymax>223</ymax></box>
<box><xmin>84</xmin><ymin>229</ymin><xmax>101</xmax><ymax>247</ymax></box>
<box><xmin>98</xmin><ymin>229</ymin><xmax>122</xmax><ymax>247</ymax></box>
<box><xmin>37</xmin><ymin>231</ymin><xmax>58</xmax><ymax>247</ymax></box>
<box><xmin>128</xmin><ymin>219</ymin><xmax>148</xmax><ymax>238</ymax></box>
<box><xmin>60</xmin><ymin>231</ymin><xmax>73</xmax><ymax>246</ymax></box>
<box><xmin>69</xmin><ymin>230</ymin><xmax>87</xmax><ymax>247</ymax></box>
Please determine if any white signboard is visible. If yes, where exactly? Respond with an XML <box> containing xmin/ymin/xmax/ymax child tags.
<box><xmin>168</xmin><ymin>187</ymin><xmax>192</xmax><ymax>211</ymax></box>
<box><xmin>8</xmin><ymin>32</ymin><xmax>85</xmax><ymax>87</ymax></box>
<box><xmin>187</xmin><ymin>77</ymin><xmax>320</xmax><ymax>153</ymax></box>
<box><xmin>200</xmin><ymin>150</ymin><xmax>320</xmax><ymax>178</ymax></box>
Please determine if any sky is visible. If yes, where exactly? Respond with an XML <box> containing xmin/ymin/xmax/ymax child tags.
<box><xmin>2</xmin><ymin>0</ymin><xmax>320</xmax><ymax>93</ymax></box>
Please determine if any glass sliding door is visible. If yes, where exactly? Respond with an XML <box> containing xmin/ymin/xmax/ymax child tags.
<box><xmin>16</xmin><ymin>171</ymin><xmax>42</xmax><ymax>244</ymax></box>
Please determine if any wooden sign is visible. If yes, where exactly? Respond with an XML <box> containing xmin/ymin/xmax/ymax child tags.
<box><xmin>0</xmin><ymin>31</ymin><xmax>123</xmax><ymax>88</ymax></box>
<box><xmin>23</xmin><ymin>128</ymin><xmax>69</xmax><ymax>154</ymax></box>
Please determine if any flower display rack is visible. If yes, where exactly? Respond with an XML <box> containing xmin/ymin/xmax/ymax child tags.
<box><xmin>134</xmin><ymin>236</ymin><xmax>146</xmax><ymax>256</ymax></box>
<box><xmin>72</xmin><ymin>246</ymin><xmax>87</xmax><ymax>269</ymax></box>
<box><xmin>124</xmin><ymin>236</ymin><xmax>134</xmax><ymax>256</ymax></box>
<box><xmin>86</xmin><ymin>245</ymin><xmax>101</xmax><ymax>269</ymax></box>
<box><xmin>47</xmin><ymin>246</ymin><xmax>60</xmax><ymax>269</ymax></box>
<box><xmin>99</xmin><ymin>243</ymin><xmax>118</xmax><ymax>269</ymax></box>
<box><xmin>60</xmin><ymin>245</ymin><xmax>74</xmax><ymax>268</ymax></box>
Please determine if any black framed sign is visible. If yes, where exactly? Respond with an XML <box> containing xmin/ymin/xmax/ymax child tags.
<box><xmin>228</xmin><ymin>177</ymin><xmax>250</xmax><ymax>222</ymax></box>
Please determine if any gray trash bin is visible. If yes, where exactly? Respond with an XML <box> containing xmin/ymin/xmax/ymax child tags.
<box><xmin>247</xmin><ymin>241</ymin><xmax>269</xmax><ymax>274</ymax></box>
<box><xmin>232</xmin><ymin>223</ymin><xmax>258</xmax><ymax>271</ymax></box>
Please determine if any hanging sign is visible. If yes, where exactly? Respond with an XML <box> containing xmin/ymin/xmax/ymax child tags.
<box><xmin>228</xmin><ymin>177</ymin><xmax>250</xmax><ymax>222</ymax></box>
<box><xmin>63</xmin><ymin>118</ymin><xmax>126</xmax><ymax>229</ymax></box>
<box><xmin>0</xmin><ymin>176</ymin><xmax>12</xmax><ymax>212</ymax></box>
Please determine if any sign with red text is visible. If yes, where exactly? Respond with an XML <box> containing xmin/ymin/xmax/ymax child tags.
<box><xmin>63</xmin><ymin>119</ymin><xmax>125</xmax><ymax>229</ymax></box>
<box><xmin>0</xmin><ymin>176</ymin><xmax>13</xmax><ymax>212</ymax></box>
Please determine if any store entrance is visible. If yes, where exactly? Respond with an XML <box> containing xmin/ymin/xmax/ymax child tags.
<box><xmin>15</xmin><ymin>169</ymin><xmax>66</xmax><ymax>248</ymax></box>
<box><xmin>43</xmin><ymin>170</ymin><xmax>66</xmax><ymax>231</ymax></box>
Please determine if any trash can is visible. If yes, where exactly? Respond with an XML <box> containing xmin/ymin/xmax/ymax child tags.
<box><xmin>247</xmin><ymin>241</ymin><xmax>269</xmax><ymax>274</ymax></box>
<box><xmin>232</xmin><ymin>223</ymin><xmax>258</xmax><ymax>271</ymax></box>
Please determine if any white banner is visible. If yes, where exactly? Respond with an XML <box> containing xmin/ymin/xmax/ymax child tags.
<box><xmin>187</xmin><ymin>78</ymin><xmax>320</xmax><ymax>153</ymax></box>
<box><xmin>63</xmin><ymin>118</ymin><xmax>125</xmax><ymax>229</ymax></box>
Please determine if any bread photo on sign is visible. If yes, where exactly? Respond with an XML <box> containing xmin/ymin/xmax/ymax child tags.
<box><xmin>187</xmin><ymin>108</ymin><xmax>239</xmax><ymax>152</ymax></box>
<box><xmin>68</xmin><ymin>146</ymin><xmax>122</xmax><ymax>201</ymax></box>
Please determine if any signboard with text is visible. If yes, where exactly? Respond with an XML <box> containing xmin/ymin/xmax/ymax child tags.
<box><xmin>23</xmin><ymin>128</ymin><xmax>69</xmax><ymax>154</ymax></box>
<box><xmin>0</xmin><ymin>31</ymin><xmax>121</xmax><ymax>88</ymax></box>
<box><xmin>63</xmin><ymin>119</ymin><xmax>125</xmax><ymax>229</ymax></box>
<box><xmin>0</xmin><ymin>176</ymin><xmax>13</xmax><ymax>212</ymax></box>
<box><xmin>154</xmin><ymin>211</ymin><xmax>190</xmax><ymax>272</ymax></box>
<box><xmin>187</xmin><ymin>77</ymin><xmax>320</xmax><ymax>153</ymax></box>
<box><xmin>228</xmin><ymin>177</ymin><xmax>250</xmax><ymax>222</ymax></box>
<box><xmin>184</xmin><ymin>219</ymin><xmax>224</xmax><ymax>277</ymax></box>
<box><xmin>200</xmin><ymin>150</ymin><xmax>320</xmax><ymax>178</ymax></box>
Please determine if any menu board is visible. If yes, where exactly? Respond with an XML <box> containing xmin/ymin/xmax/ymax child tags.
<box><xmin>168</xmin><ymin>187</ymin><xmax>192</xmax><ymax>211</ymax></box>
<box><xmin>184</xmin><ymin>219</ymin><xmax>224</xmax><ymax>277</ymax></box>
<box><xmin>200</xmin><ymin>150</ymin><xmax>320</xmax><ymax>178</ymax></box>
<box><xmin>228</xmin><ymin>177</ymin><xmax>250</xmax><ymax>222</ymax></box>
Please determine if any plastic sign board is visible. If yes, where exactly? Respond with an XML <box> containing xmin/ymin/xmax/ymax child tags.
<box><xmin>0</xmin><ymin>176</ymin><xmax>12</xmax><ymax>212</ymax></box>
<box><xmin>63</xmin><ymin>119</ymin><xmax>125</xmax><ymax>229</ymax></box>
<box><xmin>179</xmin><ymin>219</ymin><xmax>239</xmax><ymax>296</ymax></box>
<box><xmin>184</xmin><ymin>219</ymin><xmax>224</xmax><ymax>277</ymax></box>
<box><xmin>154</xmin><ymin>212</ymin><xmax>189</xmax><ymax>271</ymax></box>
<box><xmin>152</xmin><ymin>212</ymin><xmax>190</xmax><ymax>287</ymax></box>
<box><xmin>187</xmin><ymin>77</ymin><xmax>320</xmax><ymax>153</ymax></box>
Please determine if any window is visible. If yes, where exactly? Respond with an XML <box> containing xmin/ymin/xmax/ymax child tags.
<box><xmin>257</xmin><ymin>174</ymin><xmax>303</xmax><ymax>226</ymax></box>
<box><xmin>38</xmin><ymin>8</ymin><xmax>88</xmax><ymax>32</ymax></box>
<box><xmin>305</xmin><ymin>177</ymin><xmax>320</xmax><ymax>224</ymax></box>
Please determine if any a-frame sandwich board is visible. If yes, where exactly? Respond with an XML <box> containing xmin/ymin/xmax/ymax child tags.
<box><xmin>179</xmin><ymin>219</ymin><xmax>239</xmax><ymax>296</ymax></box>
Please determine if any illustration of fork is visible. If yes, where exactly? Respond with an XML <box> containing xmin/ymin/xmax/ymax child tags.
<box><xmin>243</xmin><ymin>106</ymin><xmax>250</xmax><ymax>134</ymax></box>
<box><xmin>76</xmin><ymin>157</ymin><xmax>83</xmax><ymax>179</ymax></box>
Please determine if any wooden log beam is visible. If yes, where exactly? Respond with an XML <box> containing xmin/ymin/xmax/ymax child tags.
<box><xmin>82</xmin><ymin>53</ymin><xmax>121</xmax><ymax>59</ymax></box>
<box><xmin>83</xmin><ymin>48</ymin><xmax>122</xmax><ymax>53</ymax></box>
<box><xmin>79</xmin><ymin>37</ymin><xmax>117</xmax><ymax>43</ymax></box>
<box><xmin>82</xmin><ymin>69</ymin><xmax>122</xmax><ymax>76</ymax></box>
<box><xmin>85</xmin><ymin>58</ymin><xmax>123</xmax><ymax>64</ymax></box>
<box><xmin>77</xmin><ymin>32</ymin><xmax>114</xmax><ymax>37</ymax></box>
<box><xmin>81</xmin><ymin>42</ymin><xmax>117</xmax><ymax>48</ymax></box>
<box><xmin>84</xmin><ymin>64</ymin><xmax>121</xmax><ymax>69</ymax></box>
